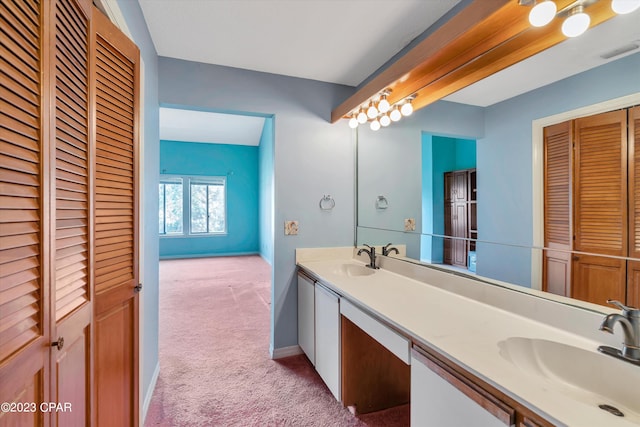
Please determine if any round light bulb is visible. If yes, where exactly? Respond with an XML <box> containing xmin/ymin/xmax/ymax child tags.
<box><xmin>378</xmin><ymin>97</ymin><xmax>390</xmax><ymax>113</ymax></box>
<box><xmin>348</xmin><ymin>116</ymin><xmax>359</xmax><ymax>129</ymax></box>
<box><xmin>357</xmin><ymin>109</ymin><xmax>368</xmax><ymax>124</ymax></box>
<box><xmin>370</xmin><ymin>119</ymin><xmax>381</xmax><ymax>131</ymax></box>
<box><xmin>562</xmin><ymin>6</ymin><xmax>590</xmax><ymax>38</ymax></box>
<box><xmin>367</xmin><ymin>102</ymin><xmax>378</xmax><ymax>119</ymax></box>
<box><xmin>380</xmin><ymin>114</ymin><xmax>391</xmax><ymax>127</ymax></box>
<box><xmin>612</xmin><ymin>0</ymin><xmax>640</xmax><ymax>14</ymax></box>
<box><xmin>400</xmin><ymin>101</ymin><xmax>413</xmax><ymax>117</ymax></box>
<box><xmin>390</xmin><ymin>107</ymin><xmax>402</xmax><ymax>122</ymax></box>
<box><xmin>528</xmin><ymin>0</ymin><xmax>557</xmax><ymax>27</ymax></box>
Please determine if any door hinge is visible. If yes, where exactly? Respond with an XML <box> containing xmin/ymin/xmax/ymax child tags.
<box><xmin>134</xmin><ymin>283</ymin><xmax>143</xmax><ymax>293</ymax></box>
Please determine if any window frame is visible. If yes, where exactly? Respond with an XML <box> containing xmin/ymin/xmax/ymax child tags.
<box><xmin>159</xmin><ymin>174</ymin><xmax>228</xmax><ymax>238</ymax></box>
<box><xmin>159</xmin><ymin>176</ymin><xmax>184</xmax><ymax>236</ymax></box>
<box><xmin>189</xmin><ymin>176</ymin><xmax>227</xmax><ymax>235</ymax></box>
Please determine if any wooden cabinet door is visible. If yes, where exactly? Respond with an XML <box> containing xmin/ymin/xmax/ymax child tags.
<box><xmin>543</xmin><ymin>121</ymin><xmax>572</xmax><ymax>297</ymax></box>
<box><xmin>453</xmin><ymin>202</ymin><xmax>468</xmax><ymax>267</ymax></box>
<box><xmin>628</xmin><ymin>106</ymin><xmax>640</xmax><ymax>306</ymax></box>
<box><xmin>91</xmin><ymin>8</ymin><xmax>140</xmax><ymax>427</ymax></box>
<box><xmin>573</xmin><ymin>110</ymin><xmax>628</xmax><ymax>305</ymax></box>
<box><xmin>0</xmin><ymin>0</ymin><xmax>50</xmax><ymax>424</ymax></box>
<box><xmin>48</xmin><ymin>0</ymin><xmax>93</xmax><ymax>424</ymax></box>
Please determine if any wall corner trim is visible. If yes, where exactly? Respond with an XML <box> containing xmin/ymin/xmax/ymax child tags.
<box><xmin>270</xmin><ymin>345</ymin><xmax>303</xmax><ymax>360</ymax></box>
<box><xmin>142</xmin><ymin>362</ymin><xmax>161</xmax><ymax>424</ymax></box>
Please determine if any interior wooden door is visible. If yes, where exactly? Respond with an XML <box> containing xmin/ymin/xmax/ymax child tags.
<box><xmin>628</xmin><ymin>106</ymin><xmax>640</xmax><ymax>307</ymax></box>
<box><xmin>452</xmin><ymin>202</ymin><xmax>468</xmax><ymax>267</ymax></box>
<box><xmin>0</xmin><ymin>0</ymin><xmax>49</xmax><ymax>424</ymax></box>
<box><xmin>48</xmin><ymin>0</ymin><xmax>94</xmax><ymax>425</ymax></box>
<box><xmin>91</xmin><ymin>8</ymin><xmax>140</xmax><ymax>426</ymax></box>
<box><xmin>572</xmin><ymin>110</ymin><xmax>628</xmax><ymax>305</ymax></box>
<box><xmin>543</xmin><ymin>120</ymin><xmax>572</xmax><ymax>297</ymax></box>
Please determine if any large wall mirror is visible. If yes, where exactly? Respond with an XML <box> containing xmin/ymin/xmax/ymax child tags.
<box><xmin>356</xmin><ymin>16</ymin><xmax>640</xmax><ymax>311</ymax></box>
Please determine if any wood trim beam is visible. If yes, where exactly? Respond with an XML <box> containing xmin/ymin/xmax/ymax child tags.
<box><xmin>331</xmin><ymin>0</ymin><xmax>617</xmax><ymax>123</ymax></box>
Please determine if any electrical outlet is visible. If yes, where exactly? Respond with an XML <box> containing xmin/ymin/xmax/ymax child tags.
<box><xmin>285</xmin><ymin>220</ymin><xmax>299</xmax><ymax>235</ymax></box>
<box><xmin>404</xmin><ymin>218</ymin><xmax>416</xmax><ymax>231</ymax></box>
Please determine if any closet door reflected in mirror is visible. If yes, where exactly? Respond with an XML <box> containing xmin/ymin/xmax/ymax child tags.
<box><xmin>544</xmin><ymin>107</ymin><xmax>639</xmax><ymax>307</ymax></box>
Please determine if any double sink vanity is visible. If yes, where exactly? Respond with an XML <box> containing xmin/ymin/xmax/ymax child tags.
<box><xmin>296</xmin><ymin>246</ymin><xmax>640</xmax><ymax>427</ymax></box>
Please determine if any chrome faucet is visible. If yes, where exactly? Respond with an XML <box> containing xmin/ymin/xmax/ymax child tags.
<box><xmin>382</xmin><ymin>243</ymin><xmax>399</xmax><ymax>256</ymax></box>
<box><xmin>598</xmin><ymin>300</ymin><xmax>640</xmax><ymax>365</ymax></box>
<box><xmin>357</xmin><ymin>244</ymin><xmax>379</xmax><ymax>269</ymax></box>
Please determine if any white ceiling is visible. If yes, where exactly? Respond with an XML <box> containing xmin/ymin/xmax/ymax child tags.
<box><xmin>144</xmin><ymin>1</ymin><xmax>640</xmax><ymax>144</ymax></box>
<box><xmin>159</xmin><ymin>108</ymin><xmax>266</xmax><ymax>146</ymax></box>
<box><xmin>139</xmin><ymin>0</ymin><xmax>461</xmax><ymax>87</ymax></box>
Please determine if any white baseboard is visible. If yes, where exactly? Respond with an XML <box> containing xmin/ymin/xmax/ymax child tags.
<box><xmin>142</xmin><ymin>362</ymin><xmax>160</xmax><ymax>423</ymax></box>
<box><xmin>270</xmin><ymin>345</ymin><xmax>303</xmax><ymax>359</ymax></box>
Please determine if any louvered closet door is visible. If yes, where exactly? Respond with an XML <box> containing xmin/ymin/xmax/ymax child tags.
<box><xmin>92</xmin><ymin>8</ymin><xmax>140</xmax><ymax>426</ymax></box>
<box><xmin>0</xmin><ymin>1</ymin><xmax>49</xmax><ymax>424</ymax></box>
<box><xmin>628</xmin><ymin>106</ymin><xmax>640</xmax><ymax>308</ymax></box>
<box><xmin>543</xmin><ymin>120</ymin><xmax>572</xmax><ymax>297</ymax></box>
<box><xmin>572</xmin><ymin>110</ymin><xmax>627</xmax><ymax>305</ymax></box>
<box><xmin>49</xmin><ymin>0</ymin><xmax>93</xmax><ymax>425</ymax></box>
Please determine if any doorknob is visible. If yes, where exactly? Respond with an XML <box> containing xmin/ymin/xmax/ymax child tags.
<box><xmin>134</xmin><ymin>283</ymin><xmax>143</xmax><ymax>293</ymax></box>
<box><xmin>573</xmin><ymin>255</ymin><xmax>580</xmax><ymax>261</ymax></box>
<box><xmin>51</xmin><ymin>337</ymin><xmax>64</xmax><ymax>351</ymax></box>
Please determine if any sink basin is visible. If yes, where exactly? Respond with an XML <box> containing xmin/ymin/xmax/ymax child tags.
<box><xmin>332</xmin><ymin>263</ymin><xmax>376</xmax><ymax>277</ymax></box>
<box><xmin>498</xmin><ymin>337</ymin><xmax>640</xmax><ymax>420</ymax></box>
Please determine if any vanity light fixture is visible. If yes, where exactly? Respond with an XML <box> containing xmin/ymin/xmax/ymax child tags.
<box><xmin>400</xmin><ymin>96</ymin><xmax>415</xmax><ymax>117</ymax></box>
<box><xmin>357</xmin><ymin>108</ymin><xmax>368</xmax><ymax>124</ymax></box>
<box><xmin>378</xmin><ymin>90</ymin><xmax>391</xmax><ymax>113</ymax></box>
<box><xmin>562</xmin><ymin>5</ymin><xmax>590</xmax><ymax>37</ymax></box>
<box><xmin>367</xmin><ymin>101</ymin><xmax>379</xmax><ymax>119</ymax></box>
<box><xmin>522</xmin><ymin>0</ymin><xmax>640</xmax><ymax>38</ymax></box>
<box><xmin>529</xmin><ymin>0</ymin><xmax>557</xmax><ymax>26</ymax></box>
<box><xmin>390</xmin><ymin>106</ymin><xmax>402</xmax><ymax>122</ymax></box>
<box><xmin>345</xmin><ymin>91</ymin><xmax>415</xmax><ymax>130</ymax></box>
<box><xmin>348</xmin><ymin>114</ymin><xmax>359</xmax><ymax>129</ymax></box>
<box><xmin>611</xmin><ymin>0</ymin><xmax>640</xmax><ymax>14</ymax></box>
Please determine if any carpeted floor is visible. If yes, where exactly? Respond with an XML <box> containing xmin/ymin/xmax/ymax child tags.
<box><xmin>144</xmin><ymin>256</ymin><xmax>409</xmax><ymax>427</ymax></box>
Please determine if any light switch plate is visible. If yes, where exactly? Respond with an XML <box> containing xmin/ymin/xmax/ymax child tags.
<box><xmin>404</xmin><ymin>218</ymin><xmax>416</xmax><ymax>231</ymax></box>
<box><xmin>285</xmin><ymin>220</ymin><xmax>299</xmax><ymax>235</ymax></box>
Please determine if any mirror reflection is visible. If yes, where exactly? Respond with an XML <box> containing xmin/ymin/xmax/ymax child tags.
<box><xmin>356</xmin><ymin>24</ymin><xmax>640</xmax><ymax>309</ymax></box>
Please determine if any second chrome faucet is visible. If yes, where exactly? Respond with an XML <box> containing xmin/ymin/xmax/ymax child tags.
<box><xmin>357</xmin><ymin>244</ymin><xmax>379</xmax><ymax>269</ymax></box>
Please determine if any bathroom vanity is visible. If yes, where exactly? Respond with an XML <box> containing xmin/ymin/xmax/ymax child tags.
<box><xmin>296</xmin><ymin>247</ymin><xmax>640</xmax><ymax>427</ymax></box>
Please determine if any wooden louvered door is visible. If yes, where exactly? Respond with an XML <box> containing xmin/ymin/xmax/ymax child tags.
<box><xmin>49</xmin><ymin>0</ymin><xmax>93</xmax><ymax>425</ymax></box>
<box><xmin>0</xmin><ymin>0</ymin><xmax>49</xmax><ymax>425</ymax></box>
<box><xmin>92</xmin><ymin>8</ymin><xmax>140</xmax><ymax>426</ymax></box>
<box><xmin>627</xmin><ymin>106</ymin><xmax>640</xmax><ymax>308</ymax></box>
<box><xmin>543</xmin><ymin>121</ymin><xmax>572</xmax><ymax>297</ymax></box>
<box><xmin>572</xmin><ymin>110</ymin><xmax>628</xmax><ymax>305</ymax></box>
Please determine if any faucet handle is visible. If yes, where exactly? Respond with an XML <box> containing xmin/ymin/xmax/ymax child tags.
<box><xmin>607</xmin><ymin>300</ymin><xmax>639</xmax><ymax>314</ymax></box>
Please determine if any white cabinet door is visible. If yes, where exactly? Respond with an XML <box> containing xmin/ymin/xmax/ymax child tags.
<box><xmin>411</xmin><ymin>348</ymin><xmax>513</xmax><ymax>427</ymax></box>
<box><xmin>315</xmin><ymin>283</ymin><xmax>341</xmax><ymax>401</ymax></box>
<box><xmin>297</xmin><ymin>273</ymin><xmax>315</xmax><ymax>365</ymax></box>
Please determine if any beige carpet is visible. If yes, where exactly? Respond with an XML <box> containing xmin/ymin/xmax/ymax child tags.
<box><xmin>144</xmin><ymin>256</ymin><xmax>409</xmax><ymax>426</ymax></box>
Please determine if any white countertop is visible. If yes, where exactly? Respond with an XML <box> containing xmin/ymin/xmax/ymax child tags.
<box><xmin>297</xmin><ymin>255</ymin><xmax>640</xmax><ymax>427</ymax></box>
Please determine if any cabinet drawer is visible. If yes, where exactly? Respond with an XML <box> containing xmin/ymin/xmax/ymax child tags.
<box><xmin>340</xmin><ymin>299</ymin><xmax>410</xmax><ymax>364</ymax></box>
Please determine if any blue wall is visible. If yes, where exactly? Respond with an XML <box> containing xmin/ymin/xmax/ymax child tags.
<box><xmin>159</xmin><ymin>57</ymin><xmax>356</xmax><ymax>354</ymax></box>
<box><xmin>259</xmin><ymin>117</ymin><xmax>275</xmax><ymax>265</ymax></box>
<box><xmin>478</xmin><ymin>52</ymin><xmax>640</xmax><ymax>286</ymax></box>
<box><xmin>159</xmin><ymin>140</ymin><xmax>259</xmax><ymax>258</ymax></box>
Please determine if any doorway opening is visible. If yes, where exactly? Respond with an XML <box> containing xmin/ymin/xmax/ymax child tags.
<box><xmin>421</xmin><ymin>134</ymin><xmax>477</xmax><ymax>273</ymax></box>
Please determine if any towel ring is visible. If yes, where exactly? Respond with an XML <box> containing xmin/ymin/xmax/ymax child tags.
<box><xmin>376</xmin><ymin>195</ymin><xmax>389</xmax><ymax>209</ymax></box>
<box><xmin>320</xmin><ymin>195</ymin><xmax>335</xmax><ymax>210</ymax></box>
